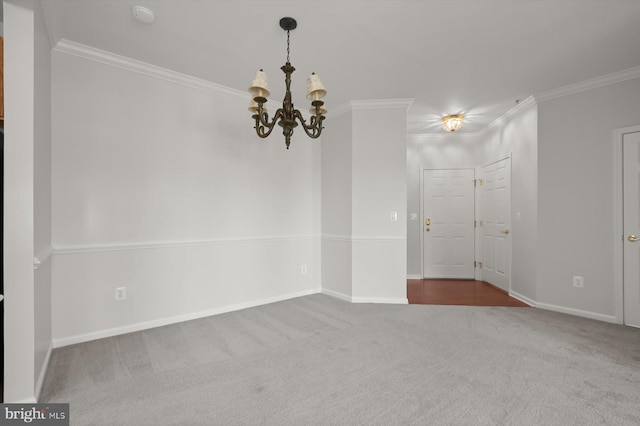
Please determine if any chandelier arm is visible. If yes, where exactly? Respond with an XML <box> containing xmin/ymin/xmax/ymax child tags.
<box><xmin>266</xmin><ymin>108</ymin><xmax>285</xmax><ymax>128</ymax></box>
<box><xmin>293</xmin><ymin>110</ymin><xmax>324</xmax><ymax>139</ymax></box>
<box><xmin>254</xmin><ymin>109</ymin><xmax>284</xmax><ymax>138</ymax></box>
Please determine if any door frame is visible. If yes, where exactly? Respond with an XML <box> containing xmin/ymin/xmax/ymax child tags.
<box><xmin>420</xmin><ymin>167</ymin><xmax>479</xmax><ymax>280</ymax></box>
<box><xmin>613</xmin><ymin>125</ymin><xmax>640</xmax><ymax>325</ymax></box>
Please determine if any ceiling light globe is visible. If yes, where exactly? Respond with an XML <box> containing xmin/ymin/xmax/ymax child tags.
<box><xmin>441</xmin><ymin>114</ymin><xmax>465</xmax><ymax>132</ymax></box>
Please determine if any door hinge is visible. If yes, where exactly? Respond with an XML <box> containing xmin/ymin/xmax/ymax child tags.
<box><xmin>474</xmin><ymin>220</ymin><xmax>477</xmax><ymax>228</ymax></box>
<box><xmin>480</xmin><ymin>220</ymin><xmax>483</xmax><ymax>227</ymax></box>
<box><xmin>474</xmin><ymin>179</ymin><xmax>483</xmax><ymax>187</ymax></box>
<box><xmin>475</xmin><ymin>261</ymin><xmax>483</xmax><ymax>268</ymax></box>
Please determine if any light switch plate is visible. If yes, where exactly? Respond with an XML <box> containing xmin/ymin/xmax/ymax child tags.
<box><xmin>390</xmin><ymin>211</ymin><xmax>398</xmax><ymax>222</ymax></box>
<box><xmin>410</xmin><ymin>213</ymin><xmax>418</xmax><ymax>221</ymax></box>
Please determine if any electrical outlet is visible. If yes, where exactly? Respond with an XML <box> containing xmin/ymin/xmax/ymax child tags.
<box><xmin>301</xmin><ymin>265</ymin><xmax>307</xmax><ymax>274</ymax></box>
<box><xmin>115</xmin><ymin>286</ymin><xmax>127</xmax><ymax>300</ymax></box>
<box><xmin>572</xmin><ymin>276</ymin><xmax>584</xmax><ymax>288</ymax></box>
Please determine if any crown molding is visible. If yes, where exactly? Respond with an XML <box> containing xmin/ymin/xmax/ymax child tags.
<box><xmin>328</xmin><ymin>99</ymin><xmax>414</xmax><ymax>120</ymax></box>
<box><xmin>327</xmin><ymin>99</ymin><xmax>414</xmax><ymax>120</ymax></box>
<box><xmin>53</xmin><ymin>39</ymin><xmax>248</xmax><ymax>101</ymax></box>
<box><xmin>328</xmin><ymin>102</ymin><xmax>352</xmax><ymax>118</ymax></box>
<box><xmin>535</xmin><ymin>65</ymin><xmax>640</xmax><ymax>103</ymax></box>
<box><xmin>351</xmin><ymin>98</ymin><xmax>414</xmax><ymax>110</ymax></box>
<box><xmin>477</xmin><ymin>95</ymin><xmax>537</xmax><ymax>137</ymax></box>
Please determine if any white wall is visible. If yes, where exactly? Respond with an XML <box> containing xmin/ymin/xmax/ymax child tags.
<box><xmin>351</xmin><ymin>105</ymin><xmax>408</xmax><ymax>302</ymax></box>
<box><xmin>537</xmin><ymin>77</ymin><xmax>640</xmax><ymax>320</ymax></box>
<box><xmin>321</xmin><ymin>111</ymin><xmax>353</xmax><ymax>299</ymax></box>
<box><xmin>3</xmin><ymin>0</ymin><xmax>35</xmax><ymax>403</ymax></box>
<box><xmin>3</xmin><ymin>0</ymin><xmax>51</xmax><ymax>403</ymax></box>
<box><xmin>32</xmin><ymin>0</ymin><xmax>52</xmax><ymax>398</ymax></box>
<box><xmin>51</xmin><ymin>46</ymin><xmax>321</xmax><ymax>345</ymax></box>
<box><xmin>321</xmin><ymin>101</ymin><xmax>409</xmax><ymax>303</ymax></box>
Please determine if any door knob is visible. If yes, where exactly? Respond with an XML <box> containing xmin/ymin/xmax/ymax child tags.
<box><xmin>629</xmin><ymin>235</ymin><xmax>640</xmax><ymax>242</ymax></box>
<box><xmin>425</xmin><ymin>218</ymin><xmax>431</xmax><ymax>226</ymax></box>
<box><xmin>500</xmin><ymin>229</ymin><xmax>510</xmax><ymax>235</ymax></box>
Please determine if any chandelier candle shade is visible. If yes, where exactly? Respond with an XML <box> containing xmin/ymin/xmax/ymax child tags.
<box><xmin>248</xmin><ymin>17</ymin><xmax>327</xmax><ymax>149</ymax></box>
<box><xmin>441</xmin><ymin>114</ymin><xmax>465</xmax><ymax>132</ymax></box>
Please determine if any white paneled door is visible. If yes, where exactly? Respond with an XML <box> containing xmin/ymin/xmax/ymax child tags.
<box><xmin>481</xmin><ymin>158</ymin><xmax>511</xmax><ymax>292</ymax></box>
<box><xmin>422</xmin><ymin>169</ymin><xmax>475</xmax><ymax>279</ymax></box>
<box><xmin>623</xmin><ymin>131</ymin><xmax>640</xmax><ymax>328</ymax></box>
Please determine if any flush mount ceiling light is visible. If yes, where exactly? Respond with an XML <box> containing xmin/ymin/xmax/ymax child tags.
<box><xmin>132</xmin><ymin>6</ymin><xmax>155</xmax><ymax>24</ymax></box>
<box><xmin>248</xmin><ymin>17</ymin><xmax>327</xmax><ymax>149</ymax></box>
<box><xmin>441</xmin><ymin>114</ymin><xmax>465</xmax><ymax>132</ymax></box>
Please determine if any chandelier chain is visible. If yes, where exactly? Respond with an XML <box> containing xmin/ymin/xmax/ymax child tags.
<box><xmin>286</xmin><ymin>30</ymin><xmax>290</xmax><ymax>63</ymax></box>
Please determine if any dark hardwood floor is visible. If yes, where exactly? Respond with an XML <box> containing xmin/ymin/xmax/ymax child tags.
<box><xmin>408</xmin><ymin>279</ymin><xmax>530</xmax><ymax>307</ymax></box>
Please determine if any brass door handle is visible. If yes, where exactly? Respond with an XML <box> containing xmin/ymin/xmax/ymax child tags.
<box><xmin>500</xmin><ymin>229</ymin><xmax>510</xmax><ymax>235</ymax></box>
<box><xmin>425</xmin><ymin>218</ymin><xmax>431</xmax><ymax>226</ymax></box>
<box><xmin>629</xmin><ymin>235</ymin><xmax>640</xmax><ymax>242</ymax></box>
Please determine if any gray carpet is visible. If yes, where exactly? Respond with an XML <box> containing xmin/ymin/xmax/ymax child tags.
<box><xmin>40</xmin><ymin>294</ymin><xmax>640</xmax><ymax>425</ymax></box>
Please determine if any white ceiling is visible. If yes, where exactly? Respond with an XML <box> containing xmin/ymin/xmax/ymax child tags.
<box><xmin>40</xmin><ymin>0</ymin><xmax>640</xmax><ymax>134</ymax></box>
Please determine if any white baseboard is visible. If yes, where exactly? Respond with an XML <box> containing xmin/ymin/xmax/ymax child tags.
<box><xmin>509</xmin><ymin>291</ymin><xmax>535</xmax><ymax>307</ymax></box>
<box><xmin>351</xmin><ymin>297</ymin><xmax>409</xmax><ymax>304</ymax></box>
<box><xmin>322</xmin><ymin>288</ymin><xmax>352</xmax><ymax>302</ymax></box>
<box><xmin>53</xmin><ymin>288</ymin><xmax>321</xmax><ymax>348</ymax></box>
<box><xmin>35</xmin><ymin>342</ymin><xmax>53</xmax><ymax>402</ymax></box>
<box><xmin>534</xmin><ymin>300</ymin><xmax>619</xmax><ymax>324</ymax></box>
<box><xmin>322</xmin><ymin>289</ymin><xmax>408</xmax><ymax>305</ymax></box>
<box><xmin>510</xmin><ymin>290</ymin><xmax>618</xmax><ymax>324</ymax></box>
<box><xmin>407</xmin><ymin>275</ymin><xmax>421</xmax><ymax>280</ymax></box>
<box><xmin>8</xmin><ymin>397</ymin><xmax>38</xmax><ymax>404</ymax></box>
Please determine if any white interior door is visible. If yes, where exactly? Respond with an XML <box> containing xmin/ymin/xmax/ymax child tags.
<box><xmin>481</xmin><ymin>158</ymin><xmax>511</xmax><ymax>291</ymax></box>
<box><xmin>422</xmin><ymin>169</ymin><xmax>475</xmax><ymax>279</ymax></box>
<box><xmin>623</xmin><ymin>131</ymin><xmax>640</xmax><ymax>327</ymax></box>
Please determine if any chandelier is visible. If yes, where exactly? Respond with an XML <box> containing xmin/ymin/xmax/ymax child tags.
<box><xmin>441</xmin><ymin>114</ymin><xmax>465</xmax><ymax>132</ymax></box>
<box><xmin>248</xmin><ymin>17</ymin><xmax>327</xmax><ymax>149</ymax></box>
